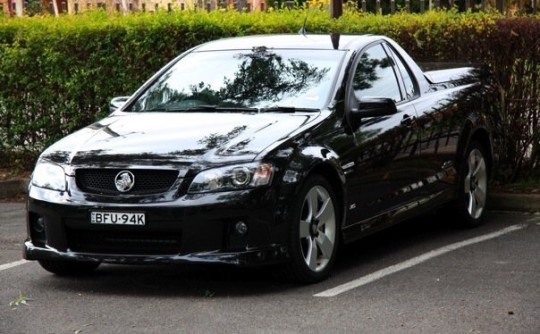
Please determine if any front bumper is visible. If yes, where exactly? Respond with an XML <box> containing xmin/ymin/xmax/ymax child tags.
<box><xmin>25</xmin><ymin>184</ymin><xmax>291</xmax><ymax>267</ymax></box>
<box><xmin>23</xmin><ymin>241</ymin><xmax>287</xmax><ymax>266</ymax></box>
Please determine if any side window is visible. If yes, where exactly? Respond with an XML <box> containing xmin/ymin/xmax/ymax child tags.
<box><xmin>386</xmin><ymin>46</ymin><xmax>417</xmax><ymax>99</ymax></box>
<box><xmin>352</xmin><ymin>44</ymin><xmax>402</xmax><ymax>102</ymax></box>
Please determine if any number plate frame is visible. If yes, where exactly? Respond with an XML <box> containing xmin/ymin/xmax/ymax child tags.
<box><xmin>90</xmin><ymin>211</ymin><xmax>146</xmax><ymax>226</ymax></box>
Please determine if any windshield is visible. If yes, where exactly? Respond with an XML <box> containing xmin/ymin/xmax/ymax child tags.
<box><xmin>127</xmin><ymin>47</ymin><xmax>345</xmax><ymax>112</ymax></box>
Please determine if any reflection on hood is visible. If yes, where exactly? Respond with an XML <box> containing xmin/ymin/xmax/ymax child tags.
<box><xmin>41</xmin><ymin>111</ymin><xmax>321</xmax><ymax>167</ymax></box>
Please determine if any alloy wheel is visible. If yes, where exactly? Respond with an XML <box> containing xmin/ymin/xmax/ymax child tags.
<box><xmin>464</xmin><ymin>148</ymin><xmax>487</xmax><ymax>219</ymax></box>
<box><xmin>298</xmin><ymin>185</ymin><xmax>337</xmax><ymax>273</ymax></box>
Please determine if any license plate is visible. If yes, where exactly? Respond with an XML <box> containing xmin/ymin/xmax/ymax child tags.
<box><xmin>90</xmin><ymin>211</ymin><xmax>145</xmax><ymax>226</ymax></box>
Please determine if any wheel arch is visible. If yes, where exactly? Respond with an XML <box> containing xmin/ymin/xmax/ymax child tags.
<box><xmin>470</xmin><ymin>128</ymin><xmax>493</xmax><ymax>176</ymax></box>
<box><xmin>308</xmin><ymin>163</ymin><xmax>346</xmax><ymax>221</ymax></box>
<box><xmin>457</xmin><ymin>125</ymin><xmax>493</xmax><ymax>178</ymax></box>
<box><xmin>275</xmin><ymin>144</ymin><xmax>347</xmax><ymax>235</ymax></box>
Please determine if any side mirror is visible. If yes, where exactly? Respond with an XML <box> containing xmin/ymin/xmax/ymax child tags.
<box><xmin>109</xmin><ymin>96</ymin><xmax>130</xmax><ymax>112</ymax></box>
<box><xmin>347</xmin><ymin>97</ymin><xmax>398</xmax><ymax>131</ymax></box>
<box><xmin>352</xmin><ymin>98</ymin><xmax>397</xmax><ymax>118</ymax></box>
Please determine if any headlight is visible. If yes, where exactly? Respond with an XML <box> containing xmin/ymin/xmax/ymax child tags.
<box><xmin>31</xmin><ymin>161</ymin><xmax>66</xmax><ymax>192</ymax></box>
<box><xmin>188</xmin><ymin>163</ymin><xmax>273</xmax><ymax>194</ymax></box>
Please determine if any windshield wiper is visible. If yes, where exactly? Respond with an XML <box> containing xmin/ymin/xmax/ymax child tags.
<box><xmin>142</xmin><ymin>105</ymin><xmax>217</xmax><ymax>112</ymax></box>
<box><xmin>144</xmin><ymin>105</ymin><xmax>319</xmax><ymax>113</ymax></box>
<box><xmin>143</xmin><ymin>106</ymin><xmax>168</xmax><ymax>112</ymax></box>
<box><xmin>145</xmin><ymin>105</ymin><xmax>259</xmax><ymax>113</ymax></box>
<box><xmin>259</xmin><ymin>106</ymin><xmax>320</xmax><ymax>113</ymax></box>
<box><xmin>177</xmin><ymin>105</ymin><xmax>219</xmax><ymax>111</ymax></box>
<box><xmin>183</xmin><ymin>105</ymin><xmax>260</xmax><ymax>113</ymax></box>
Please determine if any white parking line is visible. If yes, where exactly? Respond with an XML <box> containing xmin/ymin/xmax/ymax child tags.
<box><xmin>314</xmin><ymin>224</ymin><xmax>527</xmax><ymax>298</ymax></box>
<box><xmin>0</xmin><ymin>259</ymin><xmax>29</xmax><ymax>272</ymax></box>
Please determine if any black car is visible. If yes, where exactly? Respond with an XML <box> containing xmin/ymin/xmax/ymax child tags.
<box><xmin>24</xmin><ymin>34</ymin><xmax>492</xmax><ymax>283</ymax></box>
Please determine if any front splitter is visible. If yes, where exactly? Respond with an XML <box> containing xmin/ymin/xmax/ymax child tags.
<box><xmin>23</xmin><ymin>241</ymin><xmax>288</xmax><ymax>267</ymax></box>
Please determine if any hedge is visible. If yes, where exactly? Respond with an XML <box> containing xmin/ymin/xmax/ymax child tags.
<box><xmin>0</xmin><ymin>9</ymin><xmax>539</xmax><ymax>183</ymax></box>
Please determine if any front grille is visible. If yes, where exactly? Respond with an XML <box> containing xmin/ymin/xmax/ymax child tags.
<box><xmin>66</xmin><ymin>229</ymin><xmax>182</xmax><ymax>255</ymax></box>
<box><xmin>76</xmin><ymin>169</ymin><xmax>179</xmax><ymax>195</ymax></box>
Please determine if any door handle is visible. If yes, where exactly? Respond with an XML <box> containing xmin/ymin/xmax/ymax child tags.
<box><xmin>401</xmin><ymin>114</ymin><xmax>414</xmax><ymax>126</ymax></box>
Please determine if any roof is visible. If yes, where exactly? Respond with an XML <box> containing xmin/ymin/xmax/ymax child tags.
<box><xmin>193</xmin><ymin>34</ymin><xmax>382</xmax><ymax>52</ymax></box>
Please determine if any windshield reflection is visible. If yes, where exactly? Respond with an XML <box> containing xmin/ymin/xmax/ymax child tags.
<box><xmin>129</xmin><ymin>47</ymin><xmax>342</xmax><ymax>112</ymax></box>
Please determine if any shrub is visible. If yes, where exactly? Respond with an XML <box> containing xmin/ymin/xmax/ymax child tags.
<box><xmin>0</xmin><ymin>10</ymin><xmax>538</xmax><ymax>184</ymax></box>
<box><xmin>475</xmin><ymin>18</ymin><xmax>540</xmax><ymax>183</ymax></box>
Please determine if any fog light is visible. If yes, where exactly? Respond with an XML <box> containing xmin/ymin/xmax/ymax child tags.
<box><xmin>235</xmin><ymin>221</ymin><xmax>248</xmax><ymax>235</ymax></box>
<box><xmin>34</xmin><ymin>217</ymin><xmax>45</xmax><ymax>233</ymax></box>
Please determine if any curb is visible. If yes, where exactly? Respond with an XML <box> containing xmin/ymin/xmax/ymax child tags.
<box><xmin>0</xmin><ymin>179</ymin><xmax>28</xmax><ymax>199</ymax></box>
<box><xmin>1</xmin><ymin>179</ymin><xmax>539</xmax><ymax>213</ymax></box>
<box><xmin>487</xmin><ymin>192</ymin><xmax>540</xmax><ymax>213</ymax></box>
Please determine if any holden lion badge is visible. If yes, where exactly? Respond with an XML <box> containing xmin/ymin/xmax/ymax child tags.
<box><xmin>115</xmin><ymin>171</ymin><xmax>135</xmax><ymax>192</ymax></box>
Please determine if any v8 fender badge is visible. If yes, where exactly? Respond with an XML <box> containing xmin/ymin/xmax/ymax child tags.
<box><xmin>115</xmin><ymin>171</ymin><xmax>135</xmax><ymax>192</ymax></box>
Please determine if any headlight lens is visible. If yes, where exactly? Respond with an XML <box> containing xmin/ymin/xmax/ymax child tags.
<box><xmin>188</xmin><ymin>163</ymin><xmax>273</xmax><ymax>194</ymax></box>
<box><xmin>31</xmin><ymin>162</ymin><xmax>66</xmax><ymax>192</ymax></box>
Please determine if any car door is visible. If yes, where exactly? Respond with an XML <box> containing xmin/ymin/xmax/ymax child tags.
<box><xmin>340</xmin><ymin>42</ymin><xmax>424</xmax><ymax>232</ymax></box>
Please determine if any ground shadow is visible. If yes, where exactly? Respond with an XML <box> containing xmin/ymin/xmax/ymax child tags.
<box><xmin>32</xmin><ymin>211</ymin><xmax>500</xmax><ymax>298</ymax></box>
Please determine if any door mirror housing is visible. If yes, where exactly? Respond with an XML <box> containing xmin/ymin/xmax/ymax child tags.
<box><xmin>347</xmin><ymin>97</ymin><xmax>398</xmax><ymax>130</ymax></box>
<box><xmin>352</xmin><ymin>98</ymin><xmax>397</xmax><ymax>118</ymax></box>
<box><xmin>109</xmin><ymin>96</ymin><xmax>130</xmax><ymax>112</ymax></box>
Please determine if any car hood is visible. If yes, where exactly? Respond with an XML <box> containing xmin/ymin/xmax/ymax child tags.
<box><xmin>41</xmin><ymin>112</ymin><xmax>321</xmax><ymax>169</ymax></box>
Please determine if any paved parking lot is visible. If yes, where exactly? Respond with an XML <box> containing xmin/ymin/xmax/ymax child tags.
<box><xmin>1</xmin><ymin>202</ymin><xmax>539</xmax><ymax>333</ymax></box>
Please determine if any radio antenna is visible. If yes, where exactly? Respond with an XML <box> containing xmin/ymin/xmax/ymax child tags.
<box><xmin>298</xmin><ymin>15</ymin><xmax>308</xmax><ymax>36</ymax></box>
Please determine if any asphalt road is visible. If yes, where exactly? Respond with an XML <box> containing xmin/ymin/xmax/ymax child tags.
<box><xmin>1</xmin><ymin>202</ymin><xmax>539</xmax><ymax>334</ymax></box>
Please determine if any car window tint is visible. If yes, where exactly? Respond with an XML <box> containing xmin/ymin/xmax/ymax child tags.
<box><xmin>386</xmin><ymin>46</ymin><xmax>417</xmax><ymax>99</ymax></box>
<box><xmin>353</xmin><ymin>44</ymin><xmax>402</xmax><ymax>102</ymax></box>
<box><xmin>128</xmin><ymin>49</ymin><xmax>345</xmax><ymax>112</ymax></box>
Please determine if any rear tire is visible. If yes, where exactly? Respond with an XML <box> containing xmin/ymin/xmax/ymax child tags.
<box><xmin>38</xmin><ymin>259</ymin><xmax>100</xmax><ymax>276</ymax></box>
<box><xmin>278</xmin><ymin>175</ymin><xmax>340</xmax><ymax>283</ymax></box>
<box><xmin>455</xmin><ymin>141</ymin><xmax>489</xmax><ymax>227</ymax></box>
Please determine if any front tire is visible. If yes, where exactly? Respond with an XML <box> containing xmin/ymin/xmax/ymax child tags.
<box><xmin>456</xmin><ymin>141</ymin><xmax>489</xmax><ymax>227</ymax></box>
<box><xmin>38</xmin><ymin>259</ymin><xmax>100</xmax><ymax>276</ymax></box>
<box><xmin>279</xmin><ymin>175</ymin><xmax>340</xmax><ymax>283</ymax></box>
